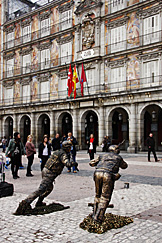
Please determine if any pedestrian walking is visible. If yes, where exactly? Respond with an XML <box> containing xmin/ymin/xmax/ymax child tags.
<box><xmin>106</xmin><ymin>136</ymin><xmax>111</xmax><ymax>151</ymax></box>
<box><xmin>2</xmin><ymin>136</ymin><xmax>7</xmax><ymax>153</ymax></box>
<box><xmin>25</xmin><ymin>135</ymin><xmax>36</xmax><ymax>177</ymax></box>
<box><xmin>66</xmin><ymin>132</ymin><xmax>78</xmax><ymax>173</ymax></box>
<box><xmin>15</xmin><ymin>141</ymin><xmax>77</xmax><ymax>214</ymax></box>
<box><xmin>87</xmin><ymin>134</ymin><xmax>96</xmax><ymax>160</ymax></box>
<box><xmin>146</xmin><ymin>133</ymin><xmax>159</xmax><ymax>162</ymax></box>
<box><xmin>52</xmin><ymin>133</ymin><xmax>61</xmax><ymax>151</ymax></box>
<box><xmin>5</xmin><ymin>132</ymin><xmax>26</xmax><ymax>179</ymax></box>
<box><xmin>38</xmin><ymin>135</ymin><xmax>51</xmax><ymax>171</ymax></box>
<box><xmin>102</xmin><ymin>136</ymin><xmax>107</xmax><ymax>152</ymax></box>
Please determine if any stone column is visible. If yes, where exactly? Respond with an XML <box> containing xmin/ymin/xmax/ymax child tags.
<box><xmin>73</xmin><ymin>109</ymin><xmax>78</xmax><ymax>140</ymax></box>
<box><xmin>13</xmin><ymin>113</ymin><xmax>17</xmax><ymax>133</ymax></box>
<box><xmin>127</xmin><ymin>103</ymin><xmax>137</xmax><ymax>153</ymax></box>
<box><xmin>50</xmin><ymin>110</ymin><xmax>55</xmax><ymax>139</ymax></box>
<box><xmin>31</xmin><ymin>112</ymin><xmax>35</xmax><ymax>143</ymax></box>
<box><xmin>98</xmin><ymin>105</ymin><xmax>105</xmax><ymax>146</ymax></box>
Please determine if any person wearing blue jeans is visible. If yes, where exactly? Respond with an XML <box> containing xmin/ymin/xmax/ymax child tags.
<box><xmin>66</xmin><ymin>132</ymin><xmax>78</xmax><ymax>173</ymax></box>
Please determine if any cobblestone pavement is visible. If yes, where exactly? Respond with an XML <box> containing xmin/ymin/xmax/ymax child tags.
<box><xmin>1</xmin><ymin>151</ymin><xmax>162</xmax><ymax>242</ymax></box>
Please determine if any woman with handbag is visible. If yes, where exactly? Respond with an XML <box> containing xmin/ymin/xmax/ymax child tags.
<box><xmin>25</xmin><ymin>135</ymin><xmax>36</xmax><ymax>177</ymax></box>
<box><xmin>5</xmin><ymin>132</ymin><xmax>26</xmax><ymax>179</ymax></box>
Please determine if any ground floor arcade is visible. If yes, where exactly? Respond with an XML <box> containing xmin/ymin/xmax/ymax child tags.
<box><xmin>1</xmin><ymin>101</ymin><xmax>162</xmax><ymax>151</ymax></box>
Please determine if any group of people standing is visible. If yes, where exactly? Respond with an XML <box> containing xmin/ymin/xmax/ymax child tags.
<box><xmin>5</xmin><ymin>131</ymin><xmax>78</xmax><ymax>179</ymax></box>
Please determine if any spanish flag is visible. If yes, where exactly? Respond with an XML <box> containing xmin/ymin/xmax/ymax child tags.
<box><xmin>72</xmin><ymin>65</ymin><xmax>79</xmax><ymax>99</ymax></box>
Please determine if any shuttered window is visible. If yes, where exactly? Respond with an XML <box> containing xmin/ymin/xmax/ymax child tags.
<box><xmin>110</xmin><ymin>66</ymin><xmax>125</xmax><ymax>92</ymax></box>
<box><xmin>61</xmin><ymin>42</ymin><xmax>72</xmax><ymax>65</ymax></box>
<box><xmin>143</xmin><ymin>60</ymin><xmax>159</xmax><ymax>85</ymax></box>
<box><xmin>23</xmin><ymin>54</ymin><xmax>31</xmax><ymax>74</ymax></box>
<box><xmin>41</xmin><ymin>81</ymin><xmax>49</xmax><ymax>101</ymax></box>
<box><xmin>23</xmin><ymin>85</ymin><xmax>30</xmax><ymax>103</ymax></box>
<box><xmin>41</xmin><ymin>49</ymin><xmax>50</xmax><ymax>70</ymax></box>
<box><xmin>61</xmin><ymin>10</ymin><xmax>72</xmax><ymax>30</ymax></box>
<box><xmin>111</xmin><ymin>0</ymin><xmax>126</xmax><ymax>13</ymax></box>
<box><xmin>7</xmin><ymin>59</ymin><xmax>14</xmax><ymax>77</ymax></box>
<box><xmin>143</xmin><ymin>14</ymin><xmax>160</xmax><ymax>45</ymax></box>
<box><xmin>5</xmin><ymin>88</ymin><xmax>13</xmax><ymax>105</ymax></box>
<box><xmin>23</xmin><ymin>25</ymin><xmax>31</xmax><ymax>43</ymax></box>
<box><xmin>41</xmin><ymin>18</ymin><xmax>50</xmax><ymax>37</ymax></box>
<box><xmin>7</xmin><ymin>32</ymin><xmax>14</xmax><ymax>49</ymax></box>
<box><xmin>111</xmin><ymin>25</ymin><xmax>125</xmax><ymax>52</ymax></box>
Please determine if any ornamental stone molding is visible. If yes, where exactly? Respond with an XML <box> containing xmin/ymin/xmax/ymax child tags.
<box><xmin>57</xmin><ymin>0</ymin><xmax>74</xmax><ymax>13</ymax></box>
<box><xmin>21</xmin><ymin>17</ymin><xmax>32</xmax><ymax>27</ymax></box>
<box><xmin>38</xmin><ymin>10</ymin><xmax>51</xmax><ymax>21</ymax></box>
<box><xmin>4</xmin><ymin>25</ymin><xmax>14</xmax><ymax>34</ymax></box>
<box><xmin>20</xmin><ymin>47</ymin><xmax>32</xmax><ymax>56</ymax></box>
<box><xmin>38</xmin><ymin>42</ymin><xmax>52</xmax><ymax>51</ymax></box>
<box><xmin>82</xmin><ymin>15</ymin><xmax>95</xmax><ymax>49</ymax></box>
<box><xmin>21</xmin><ymin>77</ymin><xmax>31</xmax><ymax>85</ymax></box>
<box><xmin>57</xmin><ymin>70</ymin><xmax>68</xmax><ymax>78</ymax></box>
<box><xmin>75</xmin><ymin>0</ymin><xmax>103</xmax><ymax>15</ymax></box>
<box><xmin>5</xmin><ymin>52</ymin><xmax>15</xmax><ymax>60</ymax></box>
<box><xmin>106</xmin><ymin>16</ymin><xmax>129</xmax><ymax>29</ymax></box>
<box><xmin>141</xmin><ymin>52</ymin><xmax>160</xmax><ymax>61</ymax></box>
<box><xmin>3</xmin><ymin>80</ymin><xmax>14</xmax><ymax>87</ymax></box>
<box><xmin>108</xmin><ymin>58</ymin><xmax>128</xmax><ymax>68</ymax></box>
<box><xmin>59</xmin><ymin>33</ymin><xmax>73</xmax><ymax>44</ymax></box>
<box><xmin>75</xmin><ymin>24</ymin><xmax>81</xmax><ymax>33</ymax></box>
<box><xmin>84</xmin><ymin>62</ymin><xmax>95</xmax><ymax>70</ymax></box>
<box><xmin>140</xmin><ymin>4</ymin><xmax>162</xmax><ymax>18</ymax></box>
<box><xmin>38</xmin><ymin>72</ymin><xmax>51</xmax><ymax>82</ymax></box>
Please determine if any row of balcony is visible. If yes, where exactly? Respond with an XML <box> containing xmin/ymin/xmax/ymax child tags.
<box><xmin>4</xmin><ymin>19</ymin><xmax>73</xmax><ymax>50</ymax></box>
<box><xmin>4</xmin><ymin>55</ymin><xmax>73</xmax><ymax>78</ymax></box>
<box><xmin>1</xmin><ymin>75</ymin><xmax>162</xmax><ymax>107</ymax></box>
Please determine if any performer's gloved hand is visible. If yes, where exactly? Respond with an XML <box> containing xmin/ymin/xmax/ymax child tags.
<box><xmin>114</xmin><ymin>173</ymin><xmax>121</xmax><ymax>181</ymax></box>
<box><xmin>71</xmin><ymin>161</ymin><xmax>78</xmax><ymax>167</ymax></box>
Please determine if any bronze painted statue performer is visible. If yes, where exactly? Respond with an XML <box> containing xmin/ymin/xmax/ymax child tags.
<box><xmin>89</xmin><ymin>143</ymin><xmax>128</xmax><ymax>223</ymax></box>
<box><xmin>15</xmin><ymin>141</ymin><xmax>75</xmax><ymax>214</ymax></box>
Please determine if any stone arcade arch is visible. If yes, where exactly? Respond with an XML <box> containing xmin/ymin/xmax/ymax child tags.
<box><xmin>19</xmin><ymin>115</ymin><xmax>31</xmax><ymax>145</ymax></box>
<box><xmin>37</xmin><ymin>114</ymin><xmax>50</xmax><ymax>145</ymax></box>
<box><xmin>140</xmin><ymin>104</ymin><xmax>162</xmax><ymax>151</ymax></box>
<box><xmin>108</xmin><ymin>108</ymin><xmax>129</xmax><ymax>150</ymax></box>
<box><xmin>57</xmin><ymin>112</ymin><xmax>73</xmax><ymax>137</ymax></box>
<box><xmin>4</xmin><ymin>116</ymin><xmax>13</xmax><ymax>139</ymax></box>
<box><xmin>80</xmin><ymin>110</ymin><xmax>98</xmax><ymax>149</ymax></box>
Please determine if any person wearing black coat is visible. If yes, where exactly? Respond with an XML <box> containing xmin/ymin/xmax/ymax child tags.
<box><xmin>38</xmin><ymin>135</ymin><xmax>51</xmax><ymax>171</ymax></box>
<box><xmin>146</xmin><ymin>133</ymin><xmax>159</xmax><ymax>162</ymax></box>
<box><xmin>52</xmin><ymin>133</ymin><xmax>61</xmax><ymax>151</ymax></box>
<box><xmin>65</xmin><ymin>132</ymin><xmax>78</xmax><ymax>173</ymax></box>
<box><xmin>87</xmin><ymin>134</ymin><xmax>96</xmax><ymax>160</ymax></box>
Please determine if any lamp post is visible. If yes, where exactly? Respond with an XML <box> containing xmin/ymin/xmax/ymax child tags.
<box><xmin>152</xmin><ymin>111</ymin><xmax>156</xmax><ymax>119</ymax></box>
<box><xmin>118</xmin><ymin>113</ymin><xmax>123</xmax><ymax>121</ymax></box>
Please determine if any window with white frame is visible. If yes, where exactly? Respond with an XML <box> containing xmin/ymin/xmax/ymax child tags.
<box><xmin>143</xmin><ymin>59</ymin><xmax>159</xmax><ymax>85</ymax></box>
<box><xmin>41</xmin><ymin>81</ymin><xmax>49</xmax><ymax>101</ymax></box>
<box><xmin>5</xmin><ymin>87</ymin><xmax>13</xmax><ymax>104</ymax></box>
<box><xmin>61</xmin><ymin>42</ymin><xmax>72</xmax><ymax>65</ymax></box>
<box><xmin>23</xmin><ymin>84</ymin><xmax>30</xmax><ymax>103</ymax></box>
<box><xmin>23</xmin><ymin>54</ymin><xmax>31</xmax><ymax>74</ymax></box>
<box><xmin>41</xmin><ymin>18</ymin><xmax>50</xmax><ymax>37</ymax></box>
<box><xmin>7</xmin><ymin>32</ymin><xmax>14</xmax><ymax>49</ymax></box>
<box><xmin>7</xmin><ymin>59</ymin><xmax>14</xmax><ymax>77</ymax></box>
<box><xmin>110</xmin><ymin>66</ymin><xmax>125</xmax><ymax>92</ymax></box>
<box><xmin>143</xmin><ymin>14</ymin><xmax>160</xmax><ymax>45</ymax></box>
<box><xmin>41</xmin><ymin>49</ymin><xmax>50</xmax><ymax>69</ymax></box>
<box><xmin>110</xmin><ymin>25</ymin><xmax>126</xmax><ymax>52</ymax></box>
<box><xmin>58</xmin><ymin>78</ymin><xmax>66</xmax><ymax>98</ymax></box>
<box><xmin>110</xmin><ymin>0</ymin><xmax>126</xmax><ymax>13</ymax></box>
<box><xmin>23</xmin><ymin>25</ymin><xmax>31</xmax><ymax>43</ymax></box>
<box><xmin>61</xmin><ymin>10</ymin><xmax>72</xmax><ymax>30</ymax></box>
<box><xmin>86</xmin><ymin>69</ymin><xmax>95</xmax><ymax>94</ymax></box>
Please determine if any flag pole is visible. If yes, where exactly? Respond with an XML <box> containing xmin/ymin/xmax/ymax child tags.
<box><xmin>65</xmin><ymin>62</ymin><xmax>68</xmax><ymax>98</ymax></box>
<box><xmin>82</xmin><ymin>58</ymin><xmax>90</xmax><ymax>95</ymax></box>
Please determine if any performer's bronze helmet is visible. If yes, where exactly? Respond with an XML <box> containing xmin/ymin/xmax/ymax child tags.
<box><xmin>62</xmin><ymin>141</ymin><xmax>72</xmax><ymax>152</ymax></box>
<box><xmin>108</xmin><ymin>145</ymin><xmax>120</xmax><ymax>154</ymax></box>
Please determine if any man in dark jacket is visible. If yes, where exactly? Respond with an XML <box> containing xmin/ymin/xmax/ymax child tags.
<box><xmin>146</xmin><ymin>133</ymin><xmax>159</xmax><ymax>162</ymax></box>
<box><xmin>52</xmin><ymin>133</ymin><xmax>61</xmax><ymax>151</ymax></box>
<box><xmin>89</xmin><ymin>144</ymin><xmax>128</xmax><ymax>223</ymax></box>
<box><xmin>5</xmin><ymin>132</ymin><xmax>26</xmax><ymax>179</ymax></box>
<box><xmin>15</xmin><ymin>141</ymin><xmax>76</xmax><ymax>214</ymax></box>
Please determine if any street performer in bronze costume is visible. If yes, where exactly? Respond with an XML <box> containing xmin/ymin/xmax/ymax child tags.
<box><xmin>89</xmin><ymin>143</ymin><xmax>128</xmax><ymax>223</ymax></box>
<box><xmin>15</xmin><ymin>141</ymin><xmax>75</xmax><ymax>214</ymax></box>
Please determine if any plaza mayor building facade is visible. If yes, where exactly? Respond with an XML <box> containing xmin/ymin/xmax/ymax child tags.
<box><xmin>0</xmin><ymin>0</ymin><xmax>162</xmax><ymax>151</ymax></box>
